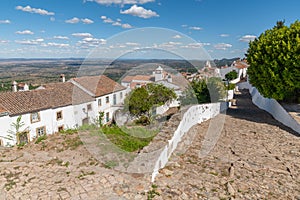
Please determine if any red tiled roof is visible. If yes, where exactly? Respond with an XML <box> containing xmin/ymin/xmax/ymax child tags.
<box><xmin>235</xmin><ymin>61</ymin><xmax>249</xmax><ymax>69</ymax></box>
<box><xmin>0</xmin><ymin>82</ymin><xmax>94</xmax><ymax>116</ymax></box>
<box><xmin>121</xmin><ymin>75</ymin><xmax>135</xmax><ymax>83</ymax></box>
<box><xmin>0</xmin><ymin>104</ymin><xmax>8</xmax><ymax>114</ymax></box>
<box><xmin>132</xmin><ymin>75</ymin><xmax>152</xmax><ymax>82</ymax></box>
<box><xmin>72</xmin><ymin>75</ymin><xmax>126</xmax><ymax>97</ymax></box>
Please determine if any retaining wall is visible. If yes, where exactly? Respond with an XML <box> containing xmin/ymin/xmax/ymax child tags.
<box><xmin>238</xmin><ymin>81</ymin><xmax>300</xmax><ymax>135</ymax></box>
<box><xmin>151</xmin><ymin>102</ymin><xmax>227</xmax><ymax>182</ymax></box>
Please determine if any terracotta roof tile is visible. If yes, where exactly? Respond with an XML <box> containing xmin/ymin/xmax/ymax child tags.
<box><xmin>72</xmin><ymin>75</ymin><xmax>126</xmax><ymax>97</ymax></box>
<box><xmin>132</xmin><ymin>75</ymin><xmax>152</xmax><ymax>82</ymax></box>
<box><xmin>0</xmin><ymin>104</ymin><xmax>8</xmax><ymax>114</ymax></box>
<box><xmin>121</xmin><ymin>75</ymin><xmax>135</xmax><ymax>83</ymax></box>
<box><xmin>0</xmin><ymin>82</ymin><xmax>94</xmax><ymax>116</ymax></box>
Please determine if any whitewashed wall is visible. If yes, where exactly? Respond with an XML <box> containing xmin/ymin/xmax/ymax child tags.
<box><xmin>151</xmin><ymin>102</ymin><xmax>227</xmax><ymax>182</ymax></box>
<box><xmin>0</xmin><ymin>104</ymin><xmax>79</xmax><ymax>146</ymax></box>
<box><xmin>0</xmin><ymin>115</ymin><xmax>13</xmax><ymax>146</ymax></box>
<box><xmin>238</xmin><ymin>81</ymin><xmax>300</xmax><ymax>135</ymax></box>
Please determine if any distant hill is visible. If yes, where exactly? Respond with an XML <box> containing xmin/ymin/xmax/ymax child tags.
<box><xmin>213</xmin><ymin>57</ymin><xmax>240</xmax><ymax>68</ymax></box>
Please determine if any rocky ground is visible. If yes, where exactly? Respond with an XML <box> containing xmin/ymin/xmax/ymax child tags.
<box><xmin>0</xmin><ymin>89</ymin><xmax>300</xmax><ymax>200</ymax></box>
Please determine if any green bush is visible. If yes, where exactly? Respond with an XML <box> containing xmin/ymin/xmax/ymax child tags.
<box><xmin>246</xmin><ymin>20</ymin><xmax>300</xmax><ymax>102</ymax></box>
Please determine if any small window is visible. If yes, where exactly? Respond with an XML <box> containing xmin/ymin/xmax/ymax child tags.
<box><xmin>31</xmin><ymin>112</ymin><xmax>40</xmax><ymax>123</ymax></box>
<box><xmin>87</xmin><ymin>104</ymin><xmax>92</xmax><ymax>111</ymax></box>
<box><xmin>120</xmin><ymin>92</ymin><xmax>123</xmax><ymax>99</ymax></box>
<box><xmin>17</xmin><ymin>132</ymin><xmax>29</xmax><ymax>145</ymax></box>
<box><xmin>36</xmin><ymin>126</ymin><xmax>46</xmax><ymax>137</ymax></box>
<box><xmin>56</xmin><ymin>111</ymin><xmax>63</xmax><ymax>120</ymax></box>
<box><xmin>106</xmin><ymin>112</ymin><xmax>109</xmax><ymax>122</ymax></box>
<box><xmin>113</xmin><ymin>94</ymin><xmax>117</xmax><ymax>105</ymax></box>
<box><xmin>106</xmin><ymin>96</ymin><xmax>109</xmax><ymax>104</ymax></box>
<box><xmin>98</xmin><ymin>99</ymin><xmax>102</xmax><ymax>106</ymax></box>
<box><xmin>58</xmin><ymin>125</ymin><xmax>64</xmax><ymax>132</ymax></box>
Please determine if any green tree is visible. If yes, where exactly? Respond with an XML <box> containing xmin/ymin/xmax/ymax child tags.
<box><xmin>246</xmin><ymin>20</ymin><xmax>300</xmax><ymax>102</ymax></box>
<box><xmin>125</xmin><ymin>84</ymin><xmax>177</xmax><ymax>118</ymax></box>
<box><xmin>180</xmin><ymin>77</ymin><xmax>226</xmax><ymax>105</ymax></box>
<box><xmin>225</xmin><ymin>70</ymin><xmax>238</xmax><ymax>81</ymax></box>
<box><xmin>206</xmin><ymin>77</ymin><xmax>226</xmax><ymax>102</ymax></box>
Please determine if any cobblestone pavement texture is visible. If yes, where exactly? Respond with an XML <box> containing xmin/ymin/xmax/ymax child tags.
<box><xmin>0</xmin><ymin>89</ymin><xmax>299</xmax><ymax>199</ymax></box>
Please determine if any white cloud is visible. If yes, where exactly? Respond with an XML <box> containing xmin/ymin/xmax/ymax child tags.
<box><xmin>0</xmin><ymin>20</ymin><xmax>11</xmax><ymax>24</ymax></box>
<box><xmin>81</xmin><ymin>18</ymin><xmax>94</xmax><ymax>24</ymax></box>
<box><xmin>0</xmin><ymin>40</ymin><xmax>9</xmax><ymax>44</ymax></box>
<box><xmin>103</xmin><ymin>18</ymin><xmax>114</xmax><ymax>23</ymax></box>
<box><xmin>181</xmin><ymin>42</ymin><xmax>210</xmax><ymax>49</ymax></box>
<box><xmin>122</xmin><ymin>23</ymin><xmax>133</xmax><ymax>28</ymax></box>
<box><xmin>15</xmin><ymin>30</ymin><xmax>34</xmax><ymax>35</ymax></box>
<box><xmin>54</xmin><ymin>36</ymin><xmax>69</xmax><ymax>40</ymax></box>
<box><xmin>78</xmin><ymin>37</ymin><xmax>106</xmax><ymax>47</ymax></box>
<box><xmin>125</xmin><ymin>42</ymin><xmax>140</xmax><ymax>46</ymax></box>
<box><xmin>47</xmin><ymin>42</ymin><xmax>70</xmax><ymax>48</ymax></box>
<box><xmin>65</xmin><ymin>17</ymin><xmax>80</xmax><ymax>24</ymax></box>
<box><xmin>239</xmin><ymin>35</ymin><xmax>257</xmax><ymax>42</ymax></box>
<box><xmin>220</xmin><ymin>34</ymin><xmax>229</xmax><ymax>37</ymax></box>
<box><xmin>120</xmin><ymin>5</ymin><xmax>159</xmax><ymax>18</ymax></box>
<box><xmin>50</xmin><ymin>17</ymin><xmax>55</xmax><ymax>22</ymax></box>
<box><xmin>15</xmin><ymin>38</ymin><xmax>44</xmax><ymax>45</ymax></box>
<box><xmin>173</xmin><ymin>34</ymin><xmax>182</xmax><ymax>39</ymax></box>
<box><xmin>112</xmin><ymin>21</ymin><xmax>122</xmax><ymax>26</ymax></box>
<box><xmin>87</xmin><ymin>0</ymin><xmax>154</xmax><ymax>5</ymax></box>
<box><xmin>16</xmin><ymin>5</ymin><xmax>54</xmax><ymax>16</ymax></box>
<box><xmin>181</xmin><ymin>24</ymin><xmax>188</xmax><ymax>28</ymax></box>
<box><xmin>72</xmin><ymin>33</ymin><xmax>93</xmax><ymax>38</ymax></box>
<box><xmin>101</xmin><ymin>15</ymin><xmax>133</xmax><ymax>28</ymax></box>
<box><xmin>214</xmin><ymin>43</ymin><xmax>232</xmax><ymax>50</ymax></box>
<box><xmin>189</xmin><ymin>26</ymin><xmax>203</xmax><ymax>30</ymax></box>
<box><xmin>159</xmin><ymin>41</ymin><xmax>182</xmax><ymax>48</ymax></box>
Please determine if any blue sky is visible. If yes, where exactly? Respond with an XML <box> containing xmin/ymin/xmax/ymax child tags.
<box><xmin>0</xmin><ymin>0</ymin><xmax>299</xmax><ymax>59</ymax></box>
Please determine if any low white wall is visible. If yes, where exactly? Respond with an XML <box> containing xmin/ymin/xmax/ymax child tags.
<box><xmin>151</xmin><ymin>102</ymin><xmax>227</xmax><ymax>182</ymax></box>
<box><xmin>238</xmin><ymin>81</ymin><xmax>300</xmax><ymax>135</ymax></box>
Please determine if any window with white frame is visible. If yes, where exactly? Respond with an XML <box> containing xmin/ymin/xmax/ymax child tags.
<box><xmin>31</xmin><ymin>112</ymin><xmax>40</xmax><ymax>123</ymax></box>
<box><xmin>98</xmin><ymin>98</ymin><xmax>102</xmax><ymax>106</ymax></box>
<box><xmin>106</xmin><ymin>96</ymin><xmax>109</xmax><ymax>104</ymax></box>
<box><xmin>120</xmin><ymin>92</ymin><xmax>123</xmax><ymax>100</ymax></box>
<box><xmin>36</xmin><ymin>126</ymin><xmax>46</xmax><ymax>137</ymax></box>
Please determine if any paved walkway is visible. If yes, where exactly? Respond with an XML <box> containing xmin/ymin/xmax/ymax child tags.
<box><xmin>153</xmin><ymin>90</ymin><xmax>300</xmax><ymax>199</ymax></box>
<box><xmin>0</xmin><ymin>89</ymin><xmax>299</xmax><ymax>199</ymax></box>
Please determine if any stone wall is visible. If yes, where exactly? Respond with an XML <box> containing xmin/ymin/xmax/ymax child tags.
<box><xmin>151</xmin><ymin>102</ymin><xmax>227</xmax><ymax>182</ymax></box>
<box><xmin>238</xmin><ymin>81</ymin><xmax>300</xmax><ymax>135</ymax></box>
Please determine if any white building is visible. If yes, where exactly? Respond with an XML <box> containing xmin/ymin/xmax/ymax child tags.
<box><xmin>121</xmin><ymin>66</ymin><xmax>186</xmax><ymax>115</ymax></box>
<box><xmin>218</xmin><ymin>60</ymin><xmax>249</xmax><ymax>82</ymax></box>
<box><xmin>0</xmin><ymin>75</ymin><xmax>127</xmax><ymax>146</ymax></box>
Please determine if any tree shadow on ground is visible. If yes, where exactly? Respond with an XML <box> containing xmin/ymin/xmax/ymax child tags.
<box><xmin>226</xmin><ymin>89</ymin><xmax>299</xmax><ymax>137</ymax></box>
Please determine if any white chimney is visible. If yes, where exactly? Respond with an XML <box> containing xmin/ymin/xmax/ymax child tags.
<box><xmin>167</xmin><ymin>74</ymin><xmax>172</xmax><ymax>83</ymax></box>
<box><xmin>60</xmin><ymin>74</ymin><xmax>65</xmax><ymax>83</ymax></box>
<box><xmin>12</xmin><ymin>81</ymin><xmax>17</xmax><ymax>92</ymax></box>
<box><xmin>23</xmin><ymin>83</ymin><xmax>29</xmax><ymax>91</ymax></box>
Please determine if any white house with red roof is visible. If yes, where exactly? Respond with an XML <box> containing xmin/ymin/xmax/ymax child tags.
<box><xmin>0</xmin><ymin>75</ymin><xmax>127</xmax><ymax>146</ymax></box>
<box><xmin>217</xmin><ymin>59</ymin><xmax>249</xmax><ymax>83</ymax></box>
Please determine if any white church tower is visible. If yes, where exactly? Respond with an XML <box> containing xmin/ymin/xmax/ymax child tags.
<box><xmin>154</xmin><ymin>66</ymin><xmax>164</xmax><ymax>82</ymax></box>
